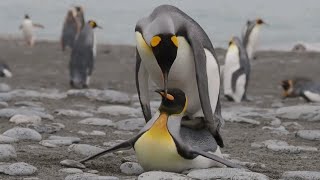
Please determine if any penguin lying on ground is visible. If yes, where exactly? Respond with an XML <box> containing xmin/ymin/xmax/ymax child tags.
<box><xmin>242</xmin><ymin>18</ymin><xmax>267</xmax><ymax>60</ymax></box>
<box><xmin>282</xmin><ymin>77</ymin><xmax>320</xmax><ymax>102</ymax></box>
<box><xmin>223</xmin><ymin>37</ymin><xmax>250</xmax><ymax>102</ymax></box>
<box><xmin>69</xmin><ymin>20</ymin><xmax>101</xmax><ymax>89</ymax></box>
<box><xmin>19</xmin><ymin>14</ymin><xmax>44</xmax><ymax>47</ymax></box>
<box><xmin>0</xmin><ymin>63</ymin><xmax>12</xmax><ymax>78</ymax></box>
<box><xmin>73</xmin><ymin>88</ymin><xmax>241</xmax><ymax>172</ymax></box>
<box><xmin>135</xmin><ymin>5</ymin><xmax>224</xmax><ymax>148</ymax></box>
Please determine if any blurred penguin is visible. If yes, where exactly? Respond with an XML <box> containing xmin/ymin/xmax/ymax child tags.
<box><xmin>19</xmin><ymin>14</ymin><xmax>44</xmax><ymax>47</ymax></box>
<box><xmin>69</xmin><ymin>20</ymin><xmax>101</xmax><ymax>89</ymax></box>
<box><xmin>0</xmin><ymin>63</ymin><xmax>12</xmax><ymax>78</ymax></box>
<box><xmin>223</xmin><ymin>37</ymin><xmax>250</xmax><ymax>102</ymax></box>
<box><xmin>75</xmin><ymin>6</ymin><xmax>85</xmax><ymax>29</ymax></box>
<box><xmin>282</xmin><ymin>77</ymin><xmax>320</xmax><ymax>102</ymax></box>
<box><xmin>242</xmin><ymin>18</ymin><xmax>266</xmax><ymax>60</ymax></box>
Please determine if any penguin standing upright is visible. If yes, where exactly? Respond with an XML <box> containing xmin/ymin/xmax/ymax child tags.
<box><xmin>0</xmin><ymin>63</ymin><xmax>12</xmax><ymax>78</ymax></box>
<box><xmin>242</xmin><ymin>18</ymin><xmax>266</xmax><ymax>60</ymax></box>
<box><xmin>61</xmin><ymin>7</ymin><xmax>80</xmax><ymax>51</ymax></box>
<box><xmin>135</xmin><ymin>5</ymin><xmax>224</xmax><ymax>147</ymax></box>
<box><xmin>19</xmin><ymin>14</ymin><xmax>44</xmax><ymax>47</ymax></box>
<box><xmin>74</xmin><ymin>6</ymin><xmax>85</xmax><ymax>29</ymax></box>
<box><xmin>69</xmin><ymin>20</ymin><xmax>101</xmax><ymax>89</ymax></box>
<box><xmin>73</xmin><ymin>88</ymin><xmax>241</xmax><ymax>172</ymax></box>
<box><xmin>223</xmin><ymin>37</ymin><xmax>250</xmax><ymax>102</ymax></box>
<box><xmin>282</xmin><ymin>77</ymin><xmax>320</xmax><ymax>102</ymax></box>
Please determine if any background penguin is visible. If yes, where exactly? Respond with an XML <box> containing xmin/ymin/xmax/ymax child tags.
<box><xmin>61</xmin><ymin>7</ymin><xmax>81</xmax><ymax>51</ymax></box>
<box><xmin>69</xmin><ymin>20</ymin><xmax>101</xmax><ymax>89</ymax></box>
<box><xmin>242</xmin><ymin>18</ymin><xmax>266</xmax><ymax>60</ymax></box>
<box><xmin>135</xmin><ymin>5</ymin><xmax>224</xmax><ymax>147</ymax></box>
<box><xmin>282</xmin><ymin>77</ymin><xmax>320</xmax><ymax>102</ymax></box>
<box><xmin>0</xmin><ymin>63</ymin><xmax>12</xmax><ymax>78</ymax></box>
<box><xmin>74</xmin><ymin>6</ymin><xmax>85</xmax><ymax>29</ymax></box>
<box><xmin>223</xmin><ymin>37</ymin><xmax>250</xmax><ymax>102</ymax></box>
<box><xmin>19</xmin><ymin>14</ymin><xmax>44</xmax><ymax>47</ymax></box>
<box><xmin>73</xmin><ymin>88</ymin><xmax>241</xmax><ymax>172</ymax></box>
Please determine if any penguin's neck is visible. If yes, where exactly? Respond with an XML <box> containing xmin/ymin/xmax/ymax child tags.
<box><xmin>145</xmin><ymin>113</ymin><xmax>172</xmax><ymax>140</ymax></box>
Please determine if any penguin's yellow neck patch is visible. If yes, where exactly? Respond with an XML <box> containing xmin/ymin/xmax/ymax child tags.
<box><xmin>144</xmin><ymin>113</ymin><xmax>171</xmax><ymax>140</ymax></box>
<box><xmin>228</xmin><ymin>44</ymin><xmax>239</xmax><ymax>53</ymax></box>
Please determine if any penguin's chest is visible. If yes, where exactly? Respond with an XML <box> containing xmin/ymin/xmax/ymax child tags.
<box><xmin>134</xmin><ymin>114</ymin><xmax>188</xmax><ymax>172</ymax></box>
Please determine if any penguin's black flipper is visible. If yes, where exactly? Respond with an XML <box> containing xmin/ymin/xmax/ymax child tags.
<box><xmin>79</xmin><ymin>140</ymin><xmax>133</xmax><ymax>164</ymax></box>
<box><xmin>190</xmin><ymin>148</ymin><xmax>243</xmax><ymax>169</ymax></box>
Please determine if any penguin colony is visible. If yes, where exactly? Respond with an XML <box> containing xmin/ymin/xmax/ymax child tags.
<box><xmin>5</xmin><ymin>3</ymin><xmax>316</xmax><ymax>173</ymax></box>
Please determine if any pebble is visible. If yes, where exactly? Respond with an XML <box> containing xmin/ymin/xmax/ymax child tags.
<box><xmin>120</xmin><ymin>162</ymin><xmax>144</xmax><ymax>175</ymax></box>
<box><xmin>296</xmin><ymin>130</ymin><xmax>320</xmax><ymax>141</ymax></box>
<box><xmin>9</xmin><ymin>89</ymin><xmax>67</xmax><ymax>100</ymax></box>
<box><xmin>97</xmin><ymin>105</ymin><xmax>139</xmax><ymax>117</ymax></box>
<box><xmin>0</xmin><ymin>135</ymin><xmax>18</xmax><ymax>143</ymax></box>
<box><xmin>0</xmin><ymin>101</ymin><xmax>8</xmax><ymax>108</ymax></box>
<box><xmin>68</xmin><ymin>144</ymin><xmax>105</xmax><ymax>157</ymax></box>
<box><xmin>78</xmin><ymin>118</ymin><xmax>114</xmax><ymax>127</ymax></box>
<box><xmin>23</xmin><ymin>177</ymin><xmax>40</xmax><ymax>180</ymax></box>
<box><xmin>113</xmin><ymin>130</ymin><xmax>134</xmax><ymax>136</ymax></box>
<box><xmin>282</xmin><ymin>171</ymin><xmax>320</xmax><ymax>180</ymax></box>
<box><xmin>251</xmin><ymin>140</ymin><xmax>317</xmax><ymax>153</ymax></box>
<box><xmin>54</xmin><ymin>109</ymin><xmax>93</xmax><ymax>117</ymax></box>
<box><xmin>40</xmin><ymin>139</ymin><xmax>74</xmax><ymax>147</ymax></box>
<box><xmin>0</xmin><ymin>144</ymin><xmax>17</xmax><ymax>161</ymax></box>
<box><xmin>14</xmin><ymin>101</ymin><xmax>43</xmax><ymax>108</ymax></box>
<box><xmin>0</xmin><ymin>107</ymin><xmax>53</xmax><ymax>120</ymax></box>
<box><xmin>3</xmin><ymin>162</ymin><xmax>37</xmax><ymax>176</ymax></box>
<box><xmin>3</xmin><ymin>127</ymin><xmax>42</xmax><ymax>141</ymax></box>
<box><xmin>269</xmin><ymin>118</ymin><xmax>282</xmax><ymax>126</ymax></box>
<box><xmin>115</xmin><ymin>118</ymin><xmax>145</xmax><ymax>131</ymax></box>
<box><xmin>87</xmin><ymin>170</ymin><xmax>98</xmax><ymax>174</ymax></box>
<box><xmin>28</xmin><ymin>123</ymin><xmax>65</xmax><ymax>134</ymax></box>
<box><xmin>276</xmin><ymin>105</ymin><xmax>320</xmax><ymax>121</ymax></box>
<box><xmin>9</xmin><ymin>114</ymin><xmax>41</xmax><ymax>124</ymax></box>
<box><xmin>121</xmin><ymin>155</ymin><xmax>138</xmax><ymax>163</ymax></box>
<box><xmin>282</xmin><ymin>122</ymin><xmax>304</xmax><ymax>130</ymax></box>
<box><xmin>0</xmin><ymin>83</ymin><xmax>11</xmax><ymax>92</ymax></box>
<box><xmin>48</xmin><ymin>135</ymin><xmax>81</xmax><ymax>142</ymax></box>
<box><xmin>138</xmin><ymin>171</ymin><xmax>193</xmax><ymax>180</ymax></box>
<box><xmin>103</xmin><ymin>140</ymin><xmax>125</xmax><ymax>148</ymax></box>
<box><xmin>78</xmin><ymin>130</ymin><xmax>106</xmax><ymax>136</ymax></box>
<box><xmin>60</xmin><ymin>160</ymin><xmax>86</xmax><ymax>169</ymax></box>
<box><xmin>59</xmin><ymin>168</ymin><xmax>83</xmax><ymax>174</ymax></box>
<box><xmin>262</xmin><ymin>126</ymin><xmax>290</xmax><ymax>135</ymax></box>
<box><xmin>65</xmin><ymin>173</ymin><xmax>119</xmax><ymax>180</ymax></box>
<box><xmin>67</xmin><ymin>88</ymin><xmax>131</xmax><ymax>104</ymax></box>
<box><xmin>187</xmin><ymin>168</ymin><xmax>269</xmax><ymax>180</ymax></box>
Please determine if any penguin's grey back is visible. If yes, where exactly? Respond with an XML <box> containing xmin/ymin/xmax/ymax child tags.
<box><xmin>242</xmin><ymin>20</ymin><xmax>256</xmax><ymax>48</ymax></box>
<box><xmin>233</xmin><ymin>37</ymin><xmax>250</xmax><ymax>77</ymax></box>
<box><xmin>62</xmin><ymin>10</ymin><xmax>78</xmax><ymax>49</ymax></box>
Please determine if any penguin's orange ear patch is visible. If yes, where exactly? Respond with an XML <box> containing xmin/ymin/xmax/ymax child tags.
<box><xmin>171</xmin><ymin>36</ymin><xmax>178</xmax><ymax>47</ymax></box>
<box><xmin>151</xmin><ymin>36</ymin><xmax>161</xmax><ymax>47</ymax></box>
<box><xmin>160</xmin><ymin>92</ymin><xmax>174</xmax><ymax>101</ymax></box>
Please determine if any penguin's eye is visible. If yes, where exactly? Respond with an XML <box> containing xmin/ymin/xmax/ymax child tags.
<box><xmin>151</xmin><ymin>36</ymin><xmax>161</xmax><ymax>47</ymax></box>
<box><xmin>171</xmin><ymin>36</ymin><xmax>178</xmax><ymax>47</ymax></box>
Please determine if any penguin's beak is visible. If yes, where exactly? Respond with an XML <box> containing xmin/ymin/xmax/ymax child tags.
<box><xmin>97</xmin><ymin>25</ymin><xmax>103</xmax><ymax>29</ymax></box>
<box><xmin>155</xmin><ymin>89</ymin><xmax>174</xmax><ymax>101</ymax></box>
<box><xmin>162</xmin><ymin>72</ymin><xmax>168</xmax><ymax>97</ymax></box>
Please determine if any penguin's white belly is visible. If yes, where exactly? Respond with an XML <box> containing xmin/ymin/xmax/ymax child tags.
<box><xmin>223</xmin><ymin>46</ymin><xmax>240</xmax><ymax>97</ymax></box>
<box><xmin>247</xmin><ymin>26</ymin><xmax>261</xmax><ymax>59</ymax></box>
<box><xmin>22</xmin><ymin>21</ymin><xmax>34</xmax><ymax>40</ymax></box>
<box><xmin>303</xmin><ymin>91</ymin><xmax>320</xmax><ymax>102</ymax></box>
<box><xmin>233</xmin><ymin>74</ymin><xmax>246</xmax><ymax>102</ymax></box>
<box><xmin>141</xmin><ymin>37</ymin><xmax>201</xmax><ymax>115</ymax></box>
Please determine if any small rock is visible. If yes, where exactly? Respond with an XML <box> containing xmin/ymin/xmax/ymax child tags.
<box><xmin>87</xmin><ymin>170</ymin><xmax>98</xmax><ymax>174</ymax></box>
<box><xmin>0</xmin><ymin>144</ymin><xmax>17</xmax><ymax>161</ymax></box>
<box><xmin>78</xmin><ymin>118</ymin><xmax>114</xmax><ymax>127</ymax></box>
<box><xmin>230</xmin><ymin>159</ymin><xmax>266</xmax><ymax>169</ymax></box>
<box><xmin>65</xmin><ymin>173</ymin><xmax>119</xmax><ymax>180</ymax></box>
<box><xmin>0</xmin><ymin>83</ymin><xmax>11</xmax><ymax>92</ymax></box>
<box><xmin>103</xmin><ymin>140</ymin><xmax>125</xmax><ymax>148</ymax></box>
<box><xmin>23</xmin><ymin>177</ymin><xmax>40</xmax><ymax>180</ymax></box>
<box><xmin>14</xmin><ymin>101</ymin><xmax>42</xmax><ymax>108</ymax></box>
<box><xmin>121</xmin><ymin>155</ymin><xmax>138</xmax><ymax>163</ymax></box>
<box><xmin>262</xmin><ymin>126</ymin><xmax>289</xmax><ymax>135</ymax></box>
<box><xmin>270</xmin><ymin>118</ymin><xmax>282</xmax><ymax>126</ymax></box>
<box><xmin>97</xmin><ymin>105</ymin><xmax>139</xmax><ymax>117</ymax></box>
<box><xmin>59</xmin><ymin>168</ymin><xmax>83</xmax><ymax>174</ymax></box>
<box><xmin>60</xmin><ymin>160</ymin><xmax>86</xmax><ymax>169</ymax></box>
<box><xmin>276</xmin><ymin>105</ymin><xmax>320</xmax><ymax>121</ymax></box>
<box><xmin>282</xmin><ymin>171</ymin><xmax>320</xmax><ymax>180</ymax></box>
<box><xmin>0</xmin><ymin>107</ymin><xmax>53</xmax><ymax>120</ymax></box>
<box><xmin>3</xmin><ymin>162</ymin><xmax>37</xmax><ymax>176</ymax></box>
<box><xmin>3</xmin><ymin>127</ymin><xmax>42</xmax><ymax>141</ymax></box>
<box><xmin>9</xmin><ymin>89</ymin><xmax>66</xmax><ymax>100</ymax></box>
<box><xmin>48</xmin><ymin>135</ymin><xmax>80</xmax><ymax>143</ymax></box>
<box><xmin>116</xmin><ymin>118</ymin><xmax>145</xmax><ymax>131</ymax></box>
<box><xmin>282</xmin><ymin>122</ymin><xmax>304</xmax><ymax>130</ymax></box>
<box><xmin>55</xmin><ymin>109</ymin><xmax>93</xmax><ymax>117</ymax></box>
<box><xmin>271</xmin><ymin>102</ymin><xmax>284</xmax><ymax>108</ymax></box>
<box><xmin>78</xmin><ymin>130</ymin><xmax>106</xmax><ymax>136</ymax></box>
<box><xmin>9</xmin><ymin>114</ymin><xmax>41</xmax><ymax>124</ymax></box>
<box><xmin>296</xmin><ymin>130</ymin><xmax>320</xmax><ymax>141</ymax></box>
<box><xmin>0</xmin><ymin>135</ymin><xmax>18</xmax><ymax>143</ymax></box>
<box><xmin>113</xmin><ymin>131</ymin><xmax>134</xmax><ymax>135</ymax></box>
<box><xmin>40</xmin><ymin>139</ymin><xmax>74</xmax><ymax>147</ymax></box>
<box><xmin>187</xmin><ymin>168</ymin><xmax>269</xmax><ymax>180</ymax></box>
<box><xmin>120</xmin><ymin>162</ymin><xmax>144</xmax><ymax>175</ymax></box>
<box><xmin>68</xmin><ymin>144</ymin><xmax>105</xmax><ymax>157</ymax></box>
<box><xmin>292</xmin><ymin>43</ymin><xmax>307</xmax><ymax>52</ymax></box>
<box><xmin>28</xmin><ymin>123</ymin><xmax>65</xmax><ymax>134</ymax></box>
<box><xmin>139</xmin><ymin>171</ymin><xmax>193</xmax><ymax>180</ymax></box>
<box><xmin>252</xmin><ymin>140</ymin><xmax>318</xmax><ymax>153</ymax></box>
<box><xmin>0</xmin><ymin>101</ymin><xmax>8</xmax><ymax>108</ymax></box>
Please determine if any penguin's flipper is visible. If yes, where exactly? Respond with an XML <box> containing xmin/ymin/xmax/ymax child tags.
<box><xmin>185</xmin><ymin>32</ymin><xmax>224</xmax><ymax>147</ymax></box>
<box><xmin>231</xmin><ymin>68</ymin><xmax>245</xmax><ymax>93</ymax></box>
<box><xmin>33</xmin><ymin>23</ymin><xmax>45</xmax><ymax>29</ymax></box>
<box><xmin>135</xmin><ymin>48</ymin><xmax>152</xmax><ymax>122</ymax></box>
<box><xmin>190</xmin><ymin>148</ymin><xmax>243</xmax><ymax>168</ymax></box>
<box><xmin>79</xmin><ymin>140</ymin><xmax>134</xmax><ymax>164</ymax></box>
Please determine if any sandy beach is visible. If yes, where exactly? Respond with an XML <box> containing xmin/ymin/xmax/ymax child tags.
<box><xmin>0</xmin><ymin>38</ymin><xmax>319</xmax><ymax>179</ymax></box>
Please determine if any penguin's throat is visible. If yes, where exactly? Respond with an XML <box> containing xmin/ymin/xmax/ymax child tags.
<box><xmin>146</xmin><ymin>113</ymin><xmax>171</xmax><ymax>140</ymax></box>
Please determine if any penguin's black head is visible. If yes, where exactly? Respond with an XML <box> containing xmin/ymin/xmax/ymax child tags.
<box><xmin>281</xmin><ymin>79</ymin><xmax>294</xmax><ymax>98</ymax></box>
<box><xmin>156</xmin><ymin>88</ymin><xmax>187</xmax><ymax>115</ymax></box>
<box><xmin>75</xmin><ymin>6</ymin><xmax>83</xmax><ymax>12</ymax></box>
<box><xmin>25</xmin><ymin>14</ymin><xmax>30</xmax><ymax>19</ymax></box>
<box><xmin>88</xmin><ymin>20</ymin><xmax>102</xmax><ymax>29</ymax></box>
<box><xmin>150</xmin><ymin>34</ymin><xmax>178</xmax><ymax>95</ymax></box>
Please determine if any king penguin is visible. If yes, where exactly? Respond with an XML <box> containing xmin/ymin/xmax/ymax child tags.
<box><xmin>223</xmin><ymin>37</ymin><xmax>250</xmax><ymax>102</ymax></box>
<box><xmin>61</xmin><ymin>7</ymin><xmax>82</xmax><ymax>51</ymax></box>
<box><xmin>75</xmin><ymin>88</ymin><xmax>241</xmax><ymax>172</ymax></box>
<box><xmin>69</xmin><ymin>20</ymin><xmax>101</xmax><ymax>89</ymax></box>
<box><xmin>282</xmin><ymin>77</ymin><xmax>320</xmax><ymax>102</ymax></box>
<box><xmin>19</xmin><ymin>14</ymin><xmax>44</xmax><ymax>47</ymax></box>
<box><xmin>135</xmin><ymin>5</ymin><xmax>224</xmax><ymax>147</ymax></box>
<box><xmin>0</xmin><ymin>63</ymin><xmax>12</xmax><ymax>78</ymax></box>
<box><xmin>242</xmin><ymin>18</ymin><xmax>266</xmax><ymax>60</ymax></box>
